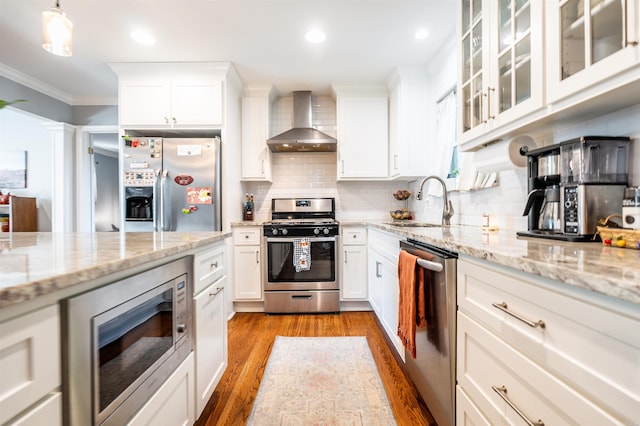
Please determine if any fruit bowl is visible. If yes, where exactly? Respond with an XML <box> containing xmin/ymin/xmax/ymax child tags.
<box><xmin>393</xmin><ymin>190</ymin><xmax>411</xmax><ymax>201</ymax></box>
<box><xmin>389</xmin><ymin>209</ymin><xmax>411</xmax><ymax>220</ymax></box>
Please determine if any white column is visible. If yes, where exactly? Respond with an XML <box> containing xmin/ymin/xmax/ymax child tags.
<box><xmin>44</xmin><ymin>122</ymin><xmax>76</xmax><ymax>232</ymax></box>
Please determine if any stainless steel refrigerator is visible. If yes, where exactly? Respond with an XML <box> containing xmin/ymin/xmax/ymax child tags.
<box><xmin>121</xmin><ymin>136</ymin><xmax>221</xmax><ymax>232</ymax></box>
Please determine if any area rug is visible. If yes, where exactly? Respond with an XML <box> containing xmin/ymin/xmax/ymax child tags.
<box><xmin>247</xmin><ymin>336</ymin><xmax>397</xmax><ymax>425</ymax></box>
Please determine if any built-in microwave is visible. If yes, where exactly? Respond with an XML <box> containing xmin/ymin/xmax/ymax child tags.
<box><xmin>61</xmin><ymin>256</ymin><xmax>193</xmax><ymax>425</ymax></box>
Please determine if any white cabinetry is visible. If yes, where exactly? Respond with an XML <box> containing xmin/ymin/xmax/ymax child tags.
<box><xmin>233</xmin><ymin>227</ymin><xmax>262</xmax><ymax>300</ymax></box>
<box><xmin>547</xmin><ymin>0</ymin><xmax>640</xmax><ymax>104</ymax></box>
<box><xmin>110</xmin><ymin>63</ymin><xmax>234</xmax><ymax>128</ymax></box>
<box><xmin>456</xmin><ymin>255</ymin><xmax>640</xmax><ymax>425</ymax></box>
<box><xmin>128</xmin><ymin>353</ymin><xmax>195</xmax><ymax>426</ymax></box>
<box><xmin>340</xmin><ymin>226</ymin><xmax>368</xmax><ymax>300</ymax></box>
<box><xmin>241</xmin><ymin>86</ymin><xmax>276</xmax><ymax>181</ymax></box>
<box><xmin>193</xmin><ymin>242</ymin><xmax>228</xmax><ymax>418</ymax></box>
<box><xmin>457</xmin><ymin>0</ymin><xmax>544</xmax><ymax>151</ymax></box>
<box><xmin>333</xmin><ymin>86</ymin><xmax>389</xmax><ymax>179</ymax></box>
<box><xmin>387</xmin><ymin>68</ymin><xmax>430</xmax><ymax>179</ymax></box>
<box><xmin>0</xmin><ymin>305</ymin><xmax>61</xmax><ymax>425</ymax></box>
<box><xmin>367</xmin><ymin>228</ymin><xmax>403</xmax><ymax>358</ymax></box>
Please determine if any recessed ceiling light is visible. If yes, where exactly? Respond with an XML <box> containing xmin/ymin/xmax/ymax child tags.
<box><xmin>414</xmin><ymin>29</ymin><xmax>429</xmax><ymax>40</ymax></box>
<box><xmin>305</xmin><ymin>29</ymin><xmax>326</xmax><ymax>44</ymax></box>
<box><xmin>130</xmin><ymin>29</ymin><xmax>155</xmax><ymax>45</ymax></box>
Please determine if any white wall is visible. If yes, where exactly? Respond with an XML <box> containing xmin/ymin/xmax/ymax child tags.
<box><xmin>0</xmin><ymin>108</ymin><xmax>54</xmax><ymax>231</ymax></box>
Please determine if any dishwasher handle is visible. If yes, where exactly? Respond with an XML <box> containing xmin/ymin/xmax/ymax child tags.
<box><xmin>416</xmin><ymin>258</ymin><xmax>443</xmax><ymax>273</ymax></box>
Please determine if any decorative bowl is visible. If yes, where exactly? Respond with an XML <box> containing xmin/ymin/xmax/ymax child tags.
<box><xmin>389</xmin><ymin>210</ymin><xmax>411</xmax><ymax>220</ymax></box>
<box><xmin>393</xmin><ymin>190</ymin><xmax>411</xmax><ymax>200</ymax></box>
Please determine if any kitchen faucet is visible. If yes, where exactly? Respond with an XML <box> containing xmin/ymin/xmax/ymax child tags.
<box><xmin>416</xmin><ymin>175</ymin><xmax>454</xmax><ymax>226</ymax></box>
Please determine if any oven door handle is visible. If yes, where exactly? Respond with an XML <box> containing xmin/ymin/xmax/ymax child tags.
<box><xmin>416</xmin><ymin>257</ymin><xmax>443</xmax><ymax>273</ymax></box>
<box><xmin>265</xmin><ymin>237</ymin><xmax>337</xmax><ymax>243</ymax></box>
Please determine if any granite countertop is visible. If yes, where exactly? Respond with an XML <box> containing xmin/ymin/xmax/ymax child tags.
<box><xmin>0</xmin><ymin>231</ymin><xmax>230</xmax><ymax>313</ymax></box>
<box><xmin>365</xmin><ymin>222</ymin><xmax>640</xmax><ymax>307</ymax></box>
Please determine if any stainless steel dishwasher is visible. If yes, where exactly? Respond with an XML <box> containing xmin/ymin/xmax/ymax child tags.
<box><xmin>399</xmin><ymin>239</ymin><xmax>457</xmax><ymax>426</ymax></box>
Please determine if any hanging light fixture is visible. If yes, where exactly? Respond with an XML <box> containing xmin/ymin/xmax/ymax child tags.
<box><xmin>42</xmin><ymin>1</ymin><xmax>73</xmax><ymax>57</ymax></box>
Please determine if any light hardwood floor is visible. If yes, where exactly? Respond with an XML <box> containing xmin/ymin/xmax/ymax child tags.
<box><xmin>195</xmin><ymin>311</ymin><xmax>435</xmax><ymax>426</ymax></box>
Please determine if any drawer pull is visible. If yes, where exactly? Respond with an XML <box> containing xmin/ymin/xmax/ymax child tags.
<box><xmin>210</xmin><ymin>261</ymin><xmax>219</xmax><ymax>269</ymax></box>
<box><xmin>492</xmin><ymin>302</ymin><xmax>546</xmax><ymax>329</ymax></box>
<box><xmin>209</xmin><ymin>287</ymin><xmax>223</xmax><ymax>297</ymax></box>
<box><xmin>491</xmin><ymin>385</ymin><xmax>544</xmax><ymax>426</ymax></box>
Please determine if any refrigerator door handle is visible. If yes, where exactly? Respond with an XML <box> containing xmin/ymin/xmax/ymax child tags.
<box><xmin>152</xmin><ymin>169</ymin><xmax>160</xmax><ymax>231</ymax></box>
<box><xmin>160</xmin><ymin>169</ymin><xmax>168</xmax><ymax>231</ymax></box>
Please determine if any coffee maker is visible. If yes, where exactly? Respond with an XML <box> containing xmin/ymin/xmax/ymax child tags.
<box><xmin>518</xmin><ymin>136</ymin><xmax>630</xmax><ymax>242</ymax></box>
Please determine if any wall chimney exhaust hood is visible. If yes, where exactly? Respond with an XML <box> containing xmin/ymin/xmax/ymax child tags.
<box><xmin>267</xmin><ymin>91</ymin><xmax>337</xmax><ymax>152</ymax></box>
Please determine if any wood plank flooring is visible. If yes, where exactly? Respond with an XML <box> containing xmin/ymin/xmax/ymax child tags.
<box><xmin>194</xmin><ymin>311</ymin><xmax>435</xmax><ymax>426</ymax></box>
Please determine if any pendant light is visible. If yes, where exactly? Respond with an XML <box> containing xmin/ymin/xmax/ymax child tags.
<box><xmin>42</xmin><ymin>1</ymin><xmax>73</xmax><ymax>57</ymax></box>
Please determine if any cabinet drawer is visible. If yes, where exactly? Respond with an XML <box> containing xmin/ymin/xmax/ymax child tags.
<box><xmin>233</xmin><ymin>227</ymin><xmax>261</xmax><ymax>245</ymax></box>
<box><xmin>194</xmin><ymin>243</ymin><xmax>226</xmax><ymax>294</ymax></box>
<box><xmin>367</xmin><ymin>227</ymin><xmax>400</xmax><ymax>261</ymax></box>
<box><xmin>0</xmin><ymin>305</ymin><xmax>60</xmax><ymax>425</ymax></box>
<box><xmin>457</xmin><ymin>257</ymin><xmax>640</xmax><ymax>423</ymax></box>
<box><xmin>457</xmin><ymin>312</ymin><xmax>622</xmax><ymax>425</ymax></box>
<box><xmin>342</xmin><ymin>226</ymin><xmax>367</xmax><ymax>245</ymax></box>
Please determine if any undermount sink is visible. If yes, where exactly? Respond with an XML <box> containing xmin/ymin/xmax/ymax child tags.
<box><xmin>383</xmin><ymin>222</ymin><xmax>442</xmax><ymax>228</ymax></box>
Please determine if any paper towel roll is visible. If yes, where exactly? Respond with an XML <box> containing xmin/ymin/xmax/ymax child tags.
<box><xmin>473</xmin><ymin>135</ymin><xmax>535</xmax><ymax>173</ymax></box>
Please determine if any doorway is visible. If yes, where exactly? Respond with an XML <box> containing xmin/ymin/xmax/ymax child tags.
<box><xmin>76</xmin><ymin>125</ymin><xmax>119</xmax><ymax>232</ymax></box>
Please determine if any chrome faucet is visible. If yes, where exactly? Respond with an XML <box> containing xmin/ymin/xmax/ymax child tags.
<box><xmin>416</xmin><ymin>175</ymin><xmax>454</xmax><ymax>226</ymax></box>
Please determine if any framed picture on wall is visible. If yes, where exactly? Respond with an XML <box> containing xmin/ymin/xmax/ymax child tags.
<box><xmin>0</xmin><ymin>150</ymin><xmax>27</xmax><ymax>188</ymax></box>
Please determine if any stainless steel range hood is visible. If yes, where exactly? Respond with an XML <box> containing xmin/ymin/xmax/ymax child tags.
<box><xmin>267</xmin><ymin>91</ymin><xmax>337</xmax><ymax>152</ymax></box>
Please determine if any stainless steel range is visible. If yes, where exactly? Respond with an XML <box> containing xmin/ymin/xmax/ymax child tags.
<box><xmin>262</xmin><ymin>198</ymin><xmax>340</xmax><ymax>313</ymax></box>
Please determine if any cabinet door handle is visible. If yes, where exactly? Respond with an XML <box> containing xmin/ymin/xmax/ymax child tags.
<box><xmin>487</xmin><ymin>86</ymin><xmax>495</xmax><ymax>120</ymax></box>
<box><xmin>481</xmin><ymin>90</ymin><xmax>488</xmax><ymax>123</ymax></box>
<box><xmin>341</xmin><ymin>160</ymin><xmax>345</xmax><ymax>174</ymax></box>
<box><xmin>172</xmin><ymin>117</ymin><xmax>177</xmax><ymax>124</ymax></box>
<box><xmin>624</xmin><ymin>0</ymin><xmax>639</xmax><ymax>46</ymax></box>
<box><xmin>256</xmin><ymin>251</ymin><xmax>260</xmax><ymax>263</ymax></box>
<box><xmin>210</xmin><ymin>261</ymin><xmax>218</xmax><ymax>269</ymax></box>
<box><xmin>492</xmin><ymin>302</ymin><xmax>546</xmax><ymax>329</ymax></box>
<box><xmin>375</xmin><ymin>261</ymin><xmax>382</xmax><ymax>278</ymax></box>
<box><xmin>394</xmin><ymin>154</ymin><xmax>398</xmax><ymax>170</ymax></box>
<box><xmin>491</xmin><ymin>385</ymin><xmax>544</xmax><ymax>426</ymax></box>
<box><xmin>164</xmin><ymin>116</ymin><xmax>169</xmax><ymax>124</ymax></box>
<box><xmin>344</xmin><ymin>251</ymin><xmax>348</xmax><ymax>263</ymax></box>
<box><xmin>209</xmin><ymin>287</ymin><xmax>223</xmax><ymax>297</ymax></box>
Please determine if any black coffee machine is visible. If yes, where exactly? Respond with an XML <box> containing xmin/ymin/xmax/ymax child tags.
<box><xmin>518</xmin><ymin>136</ymin><xmax>630</xmax><ymax>242</ymax></box>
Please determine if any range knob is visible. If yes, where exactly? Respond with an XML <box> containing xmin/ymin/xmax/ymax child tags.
<box><xmin>271</xmin><ymin>228</ymin><xmax>279</xmax><ymax>236</ymax></box>
<box><xmin>564</xmin><ymin>200</ymin><xmax>574</xmax><ymax>209</ymax></box>
<box><xmin>323</xmin><ymin>227</ymin><xmax>330</xmax><ymax>235</ymax></box>
<box><xmin>313</xmin><ymin>228</ymin><xmax>321</xmax><ymax>235</ymax></box>
<box><xmin>281</xmin><ymin>228</ymin><xmax>288</xmax><ymax>235</ymax></box>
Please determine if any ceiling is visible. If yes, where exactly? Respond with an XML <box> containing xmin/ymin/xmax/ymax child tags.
<box><xmin>0</xmin><ymin>0</ymin><xmax>456</xmax><ymax>105</ymax></box>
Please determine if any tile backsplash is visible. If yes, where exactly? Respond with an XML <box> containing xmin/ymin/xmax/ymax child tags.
<box><xmin>243</xmin><ymin>95</ymin><xmax>639</xmax><ymax>230</ymax></box>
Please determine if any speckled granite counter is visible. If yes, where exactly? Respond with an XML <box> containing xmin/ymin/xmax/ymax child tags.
<box><xmin>364</xmin><ymin>222</ymin><xmax>640</xmax><ymax>306</ymax></box>
<box><xmin>0</xmin><ymin>231</ymin><xmax>230</xmax><ymax>315</ymax></box>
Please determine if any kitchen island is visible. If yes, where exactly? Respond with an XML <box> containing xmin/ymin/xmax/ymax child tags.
<box><xmin>0</xmin><ymin>231</ymin><xmax>230</xmax><ymax>318</ymax></box>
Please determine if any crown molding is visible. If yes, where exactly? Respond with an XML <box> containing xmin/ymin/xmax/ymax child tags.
<box><xmin>0</xmin><ymin>62</ymin><xmax>73</xmax><ymax>105</ymax></box>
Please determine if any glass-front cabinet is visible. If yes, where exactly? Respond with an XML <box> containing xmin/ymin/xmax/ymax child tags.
<box><xmin>547</xmin><ymin>0</ymin><xmax>639</xmax><ymax>103</ymax></box>
<box><xmin>458</xmin><ymin>0</ymin><xmax>544</xmax><ymax>151</ymax></box>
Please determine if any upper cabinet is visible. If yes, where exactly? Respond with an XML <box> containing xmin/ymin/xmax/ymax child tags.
<box><xmin>387</xmin><ymin>68</ymin><xmax>430</xmax><ymax>179</ymax></box>
<box><xmin>547</xmin><ymin>0</ymin><xmax>640</xmax><ymax>104</ymax></box>
<box><xmin>110</xmin><ymin>62</ymin><xmax>237</xmax><ymax>129</ymax></box>
<box><xmin>458</xmin><ymin>0</ymin><xmax>545</xmax><ymax>151</ymax></box>
<box><xmin>457</xmin><ymin>0</ymin><xmax>640</xmax><ymax>152</ymax></box>
<box><xmin>332</xmin><ymin>85</ymin><xmax>389</xmax><ymax>180</ymax></box>
<box><xmin>241</xmin><ymin>86</ymin><xmax>276</xmax><ymax>181</ymax></box>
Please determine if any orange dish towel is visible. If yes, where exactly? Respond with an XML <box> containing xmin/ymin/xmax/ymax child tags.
<box><xmin>397</xmin><ymin>250</ymin><xmax>426</xmax><ymax>359</ymax></box>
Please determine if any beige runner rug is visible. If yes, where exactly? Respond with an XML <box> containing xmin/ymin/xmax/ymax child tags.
<box><xmin>247</xmin><ymin>336</ymin><xmax>397</xmax><ymax>425</ymax></box>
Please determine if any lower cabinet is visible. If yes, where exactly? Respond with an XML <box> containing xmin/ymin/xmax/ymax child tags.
<box><xmin>340</xmin><ymin>226</ymin><xmax>368</xmax><ymax>300</ymax></box>
<box><xmin>128</xmin><ymin>353</ymin><xmax>195</xmax><ymax>426</ymax></box>
<box><xmin>233</xmin><ymin>227</ymin><xmax>262</xmax><ymax>301</ymax></box>
<box><xmin>456</xmin><ymin>255</ymin><xmax>640</xmax><ymax>425</ymax></box>
<box><xmin>194</xmin><ymin>277</ymin><xmax>227</xmax><ymax>417</ymax></box>
<box><xmin>0</xmin><ymin>304</ymin><xmax>61</xmax><ymax>425</ymax></box>
<box><xmin>367</xmin><ymin>228</ymin><xmax>403</xmax><ymax>359</ymax></box>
